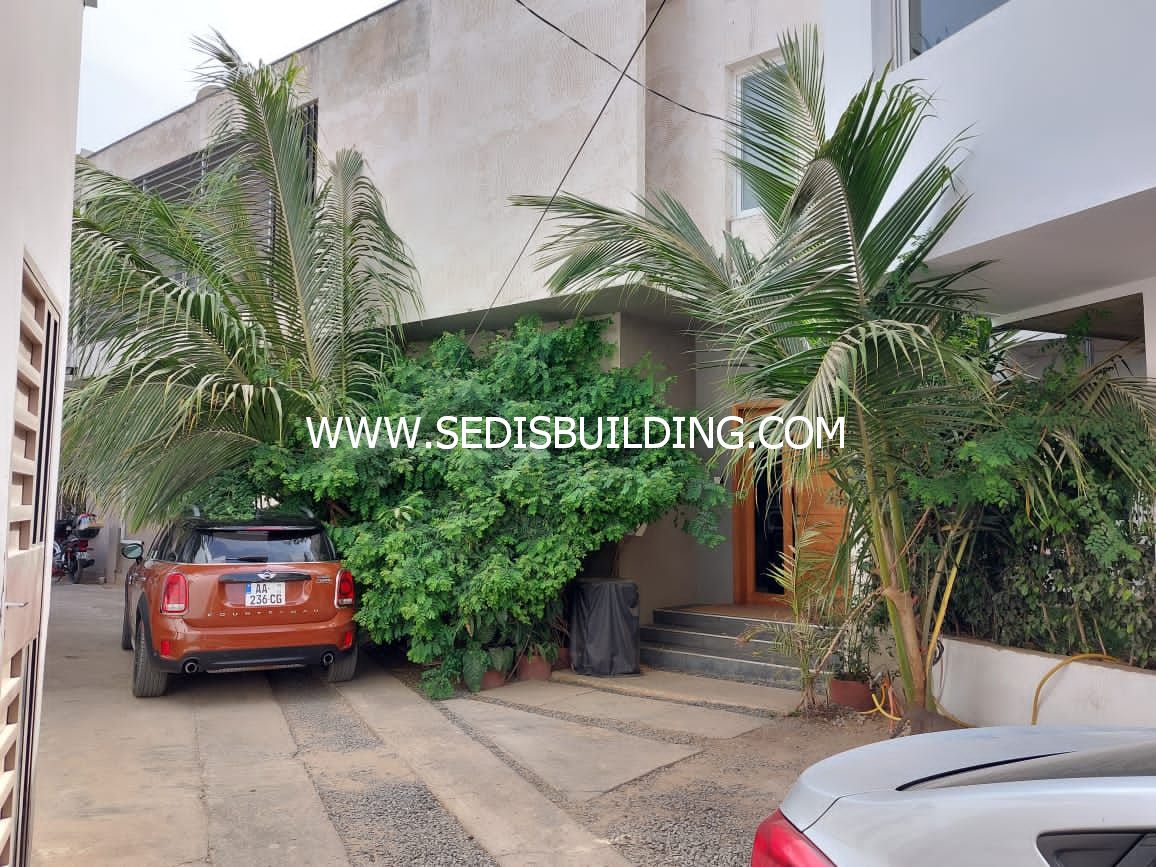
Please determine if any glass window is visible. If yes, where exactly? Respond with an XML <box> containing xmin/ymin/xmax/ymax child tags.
<box><xmin>149</xmin><ymin>525</ymin><xmax>175</xmax><ymax>561</ymax></box>
<box><xmin>908</xmin><ymin>0</ymin><xmax>1009</xmax><ymax>58</ymax></box>
<box><xmin>186</xmin><ymin>527</ymin><xmax>336</xmax><ymax>564</ymax></box>
<box><xmin>737</xmin><ymin>72</ymin><xmax>763</xmax><ymax>214</ymax></box>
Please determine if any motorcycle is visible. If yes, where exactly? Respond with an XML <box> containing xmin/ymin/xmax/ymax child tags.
<box><xmin>52</xmin><ymin>512</ymin><xmax>100</xmax><ymax>584</ymax></box>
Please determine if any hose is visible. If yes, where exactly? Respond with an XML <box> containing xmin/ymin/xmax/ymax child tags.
<box><xmin>1030</xmin><ymin>652</ymin><xmax>1118</xmax><ymax>724</ymax></box>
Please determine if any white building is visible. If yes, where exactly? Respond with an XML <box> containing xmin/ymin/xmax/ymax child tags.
<box><xmin>0</xmin><ymin>1</ymin><xmax>88</xmax><ymax>861</ymax></box>
<box><xmin>825</xmin><ymin>0</ymin><xmax>1155</xmax><ymax>374</ymax></box>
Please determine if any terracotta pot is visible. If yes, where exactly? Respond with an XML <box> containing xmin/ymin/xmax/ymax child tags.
<box><xmin>552</xmin><ymin>647</ymin><xmax>571</xmax><ymax>672</ymax></box>
<box><xmin>828</xmin><ymin>677</ymin><xmax>874</xmax><ymax>712</ymax></box>
<box><xmin>480</xmin><ymin>669</ymin><xmax>507</xmax><ymax>691</ymax></box>
<box><xmin>516</xmin><ymin>654</ymin><xmax>552</xmax><ymax>681</ymax></box>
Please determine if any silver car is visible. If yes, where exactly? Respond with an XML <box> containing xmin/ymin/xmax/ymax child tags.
<box><xmin>753</xmin><ymin>726</ymin><xmax>1156</xmax><ymax>866</ymax></box>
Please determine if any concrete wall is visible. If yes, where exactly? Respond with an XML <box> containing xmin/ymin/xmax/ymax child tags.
<box><xmin>935</xmin><ymin>637</ymin><xmax>1156</xmax><ymax>727</ymax></box>
<box><xmin>616</xmin><ymin>311</ymin><xmax>697</xmax><ymax>622</ymax></box>
<box><xmin>0</xmin><ymin>0</ymin><xmax>86</xmax><ymax>849</ymax></box>
<box><xmin>91</xmin><ymin>0</ymin><xmax>649</xmax><ymax>323</ymax></box>
<box><xmin>643</xmin><ymin>0</ymin><xmax>819</xmax><ymax>242</ymax></box>
<box><xmin>0</xmin><ymin>0</ymin><xmax>85</xmax><ymax>550</ymax></box>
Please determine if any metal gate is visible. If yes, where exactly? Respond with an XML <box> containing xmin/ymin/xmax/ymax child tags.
<box><xmin>0</xmin><ymin>264</ymin><xmax>61</xmax><ymax>864</ymax></box>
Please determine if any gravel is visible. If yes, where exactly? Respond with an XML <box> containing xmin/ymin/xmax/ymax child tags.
<box><xmin>595</xmin><ymin>780</ymin><xmax>759</xmax><ymax>867</ymax></box>
<box><xmin>269</xmin><ymin>669</ymin><xmax>496</xmax><ymax>867</ymax></box>
<box><xmin>596</xmin><ymin>781</ymin><xmax>758</xmax><ymax>867</ymax></box>
<box><xmin>310</xmin><ymin>779</ymin><xmax>496</xmax><ymax>867</ymax></box>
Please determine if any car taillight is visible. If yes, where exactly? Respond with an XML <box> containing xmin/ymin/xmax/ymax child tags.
<box><xmin>161</xmin><ymin>572</ymin><xmax>188</xmax><ymax>614</ymax></box>
<box><xmin>335</xmin><ymin>569</ymin><xmax>355</xmax><ymax>608</ymax></box>
<box><xmin>751</xmin><ymin>810</ymin><xmax>834</xmax><ymax>867</ymax></box>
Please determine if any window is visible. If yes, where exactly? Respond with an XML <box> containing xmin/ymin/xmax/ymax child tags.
<box><xmin>132</xmin><ymin>101</ymin><xmax>319</xmax><ymax>251</ymax></box>
<box><xmin>736</xmin><ymin>70</ymin><xmax>767</xmax><ymax>215</ymax></box>
<box><xmin>903</xmin><ymin>0</ymin><xmax>1009</xmax><ymax>59</ymax></box>
<box><xmin>184</xmin><ymin>527</ymin><xmax>336</xmax><ymax>564</ymax></box>
<box><xmin>150</xmin><ymin>525</ymin><xmax>175</xmax><ymax>561</ymax></box>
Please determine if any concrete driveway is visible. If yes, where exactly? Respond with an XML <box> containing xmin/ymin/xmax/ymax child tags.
<box><xmin>31</xmin><ymin>585</ymin><xmax>495</xmax><ymax>866</ymax></box>
<box><xmin>30</xmin><ymin>583</ymin><xmax>872</xmax><ymax>866</ymax></box>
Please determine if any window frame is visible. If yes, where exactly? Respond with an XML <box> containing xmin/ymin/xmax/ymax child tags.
<box><xmin>894</xmin><ymin>0</ymin><xmax>1009</xmax><ymax>64</ymax></box>
<box><xmin>730</xmin><ymin>53</ymin><xmax>782</xmax><ymax>221</ymax></box>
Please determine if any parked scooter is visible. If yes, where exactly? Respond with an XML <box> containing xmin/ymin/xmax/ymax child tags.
<box><xmin>52</xmin><ymin>512</ymin><xmax>100</xmax><ymax>584</ymax></box>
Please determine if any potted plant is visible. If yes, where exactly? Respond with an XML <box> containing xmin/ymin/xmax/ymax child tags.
<box><xmin>828</xmin><ymin>629</ymin><xmax>876</xmax><ymax>711</ymax></box>
<box><xmin>826</xmin><ymin>579</ymin><xmax>880</xmax><ymax>711</ymax></box>
<box><xmin>738</xmin><ymin>528</ymin><xmax>838</xmax><ymax>713</ymax></box>
<box><xmin>481</xmin><ymin>645</ymin><xmax>515</xmax><ymax>690</ymax></box>
<box><xmin>545</xmin><ymin>597</ymin><xmax>571</xmax><ymax>671</ymax></box>
<box><xmin>514</xmin><ymin>620</ymin><xmax>558</xmax><ymax>681</ymax></box>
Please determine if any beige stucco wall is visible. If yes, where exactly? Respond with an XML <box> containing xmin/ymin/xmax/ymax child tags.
<box><xmin>90</xmin><ymin>0</ymin><xmax>649</xmax><ymax>323</ymax></box>
<box><xmin>615</xmin><ymin>311</ymin><xmax>698</xmax><ymax>622</ymax></box>
<box><xmin>643</xmin><ymin>0</ymin><xmax>819</xmax><ymax>243</ymax></box>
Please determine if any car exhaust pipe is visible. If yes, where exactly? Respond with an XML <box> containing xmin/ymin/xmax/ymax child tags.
<box><xmin>321</xmin><ymin>652</ymin><xmax>335</xmax><ymax>667</ymax></box>
<box><xmin>183</xmin><ymin>660</ymin><xmax>200</xmax><ymax>674</ymax></box>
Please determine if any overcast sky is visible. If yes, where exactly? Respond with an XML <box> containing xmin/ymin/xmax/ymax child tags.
<box><xmin>78</xmin><ymin>0</ymin><xmax>396</xmax><ymax>153</ymax></box>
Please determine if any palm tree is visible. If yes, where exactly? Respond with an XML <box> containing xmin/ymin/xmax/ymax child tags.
<box><xmin>517</xmin><ymin>28</ymin><xmax>1156</xmax><ymax>713</ymax></box>
<box><xmin>66</xmin><ymin>34</ymin><xmax>419</xmax><ymax>526</ymax></box>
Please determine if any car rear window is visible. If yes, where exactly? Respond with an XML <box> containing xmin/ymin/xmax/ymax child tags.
<box><xmin>186</xmin><ymin>527</ymin><xmax>336</xmax><ymax>563</ymax></box>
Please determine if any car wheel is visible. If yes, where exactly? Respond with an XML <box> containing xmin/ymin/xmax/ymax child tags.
<box><xmin>120</xmin><ymin>599</ymin><xmax>133</xmax><ymax>651</ymax></box>
<box><xmin>322</xmin><ymin>644</ymin><xmax>358</xmax><ymax>683</ymax></box>
<box><xmin>131</xmin><ymin>618</ymin><xmax>168</xmax><ymax>698</ymax></box>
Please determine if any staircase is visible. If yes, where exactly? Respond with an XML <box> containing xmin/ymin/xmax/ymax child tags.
<box><xmin>640</xmin><ymin>606</ymin><xmax>805</xmax><ymax>688</ymax></box>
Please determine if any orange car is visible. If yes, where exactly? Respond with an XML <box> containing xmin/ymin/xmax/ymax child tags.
<box><xmin>121</xmin><ymin>517</ymin><xmax>358</xmax><ymax>697</ymax></box>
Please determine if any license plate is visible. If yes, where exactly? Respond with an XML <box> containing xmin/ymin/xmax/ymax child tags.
<box><xmin>244</xmin><ymin>582</ymin><xmax>285</xmax><ymax>606</ymax></box>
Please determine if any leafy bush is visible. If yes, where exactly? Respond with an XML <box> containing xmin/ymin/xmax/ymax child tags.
<box><xmin>254</xmin><ymin>318</ymin><xmax>725</xmax><ymax>692</ymax></box>
<box><xmin>910</xmin><ymin>339</ymin><xmax>1156</xmax><ymax>668</ymax></box>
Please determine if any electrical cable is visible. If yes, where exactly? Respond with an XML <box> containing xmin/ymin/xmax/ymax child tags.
<box><xmin>461</xmin><ymin>0</ymin><xmax>672</xmax><ymax>352</ymax></box>
<box><xmin>511</xmin><ymin>0</ymin><xmax>729</xmax><ymax>124</ymax></box>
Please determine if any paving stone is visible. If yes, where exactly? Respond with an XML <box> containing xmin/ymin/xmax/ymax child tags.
<box><xmin>443</xmin><ymin>699</ymin><xmax>699</xmax><ymax>801</ymax></box>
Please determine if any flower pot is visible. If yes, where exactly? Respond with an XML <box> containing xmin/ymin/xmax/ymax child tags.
<box><xmin>516</xmin><ymin>654</ymin><xmax>552</xmax><ymax>681</ymax></box>
<box><xmin>552</xmin><ymin>647</ymin><xmax>571</xmax><ymax>672</ymax></box>
<box><xmin>480</xmin><ymin>669</ymin><xmax>507</xmax><ymax>691</ymax></box>
<box><xmin>828</xmin><ymin>677</ymin><xmax>874</xmax><ymax>712</ymax></box>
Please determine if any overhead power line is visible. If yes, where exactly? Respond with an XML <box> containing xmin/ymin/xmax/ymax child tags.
<box><xmin>512</xmin><ymin>0</ymin><xmax>729</xmax><ymax>124</ymax></box>
<box><xmin>463</xmin><ymin>0</ymin><xmax>674</xmax><ymax>351</ymax></box>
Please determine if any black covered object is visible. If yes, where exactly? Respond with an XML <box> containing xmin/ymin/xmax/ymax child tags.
<box><xmin>570</xmin><ymin>578</ymin><xmax>640</xmax><ymax>676</ymax></box>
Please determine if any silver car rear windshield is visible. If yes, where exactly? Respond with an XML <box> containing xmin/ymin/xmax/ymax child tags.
<box><xmin>189</xmin><ymin>528</ymin><xmax>336</xmax><ymax>563</ymax></box>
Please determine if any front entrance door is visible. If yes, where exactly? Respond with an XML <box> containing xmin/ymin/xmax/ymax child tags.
<box><xmin>731</xmin><ymin>403</ymin><xmax>845</xmax><ymax>605</ymax></box>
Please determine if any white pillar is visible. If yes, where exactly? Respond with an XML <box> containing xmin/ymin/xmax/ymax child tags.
<box><xmin>1144</xmin><ymin>287</ymin><xmax>1156</xmax><ymax>381</ymax></box>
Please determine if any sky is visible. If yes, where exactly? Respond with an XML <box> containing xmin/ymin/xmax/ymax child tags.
<box><xmin>78</xmin><ymin>0</ymin><xmax>396</xmax><ymax>153</ymax></box>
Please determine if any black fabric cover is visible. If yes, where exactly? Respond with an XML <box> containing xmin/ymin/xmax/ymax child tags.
<box><xmin>570</xmin><ymin>578</ymin><xmax>640</xmax><ymax>676</ymax></box>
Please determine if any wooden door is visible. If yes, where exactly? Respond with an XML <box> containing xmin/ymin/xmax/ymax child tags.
<box><xmin>731</xmin><ymin>403</ymin><xmax>846</xmax><ymax>604</ymax></box>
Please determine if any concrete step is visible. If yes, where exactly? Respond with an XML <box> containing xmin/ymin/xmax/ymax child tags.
<box><xmin>639</xmin><ymin>642</ymin><xmax>801</xmax><ymax>688</ymax></box>
<box><xmin>651</xmin><ymin>607</ymin><xmax>793</xmax><ymax>637</ymax></box>
<box><xmin>639</xmin><ymin>624</ymin><xmax>796</xmax><ymax>666</ymax></box>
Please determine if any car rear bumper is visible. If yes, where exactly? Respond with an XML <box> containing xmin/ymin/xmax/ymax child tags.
<box><xmin>157</xmin><ymin>643</ymin><xmax>353</xmax><ymax>673</ymax></box>
<box><xmin>145</xmin><ymin>611</ymin><xmax>358</xmax><ymax>673</ymax></box>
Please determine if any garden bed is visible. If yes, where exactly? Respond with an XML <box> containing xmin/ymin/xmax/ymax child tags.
<box><xmin>934</xmin><ymin>636</ymin><xmax>1156</xmax><ymax>727</ymax></box>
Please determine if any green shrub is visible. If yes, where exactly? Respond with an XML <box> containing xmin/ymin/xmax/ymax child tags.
<box><xmin>256</xmin><ymin>317</ymin><xmax>725</xmax><ymax>691</ymax></box>
<box><xmin>909</xmin><ymin>339</ymin><xmax>1156</xmax><ymax>668</ymax></box>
